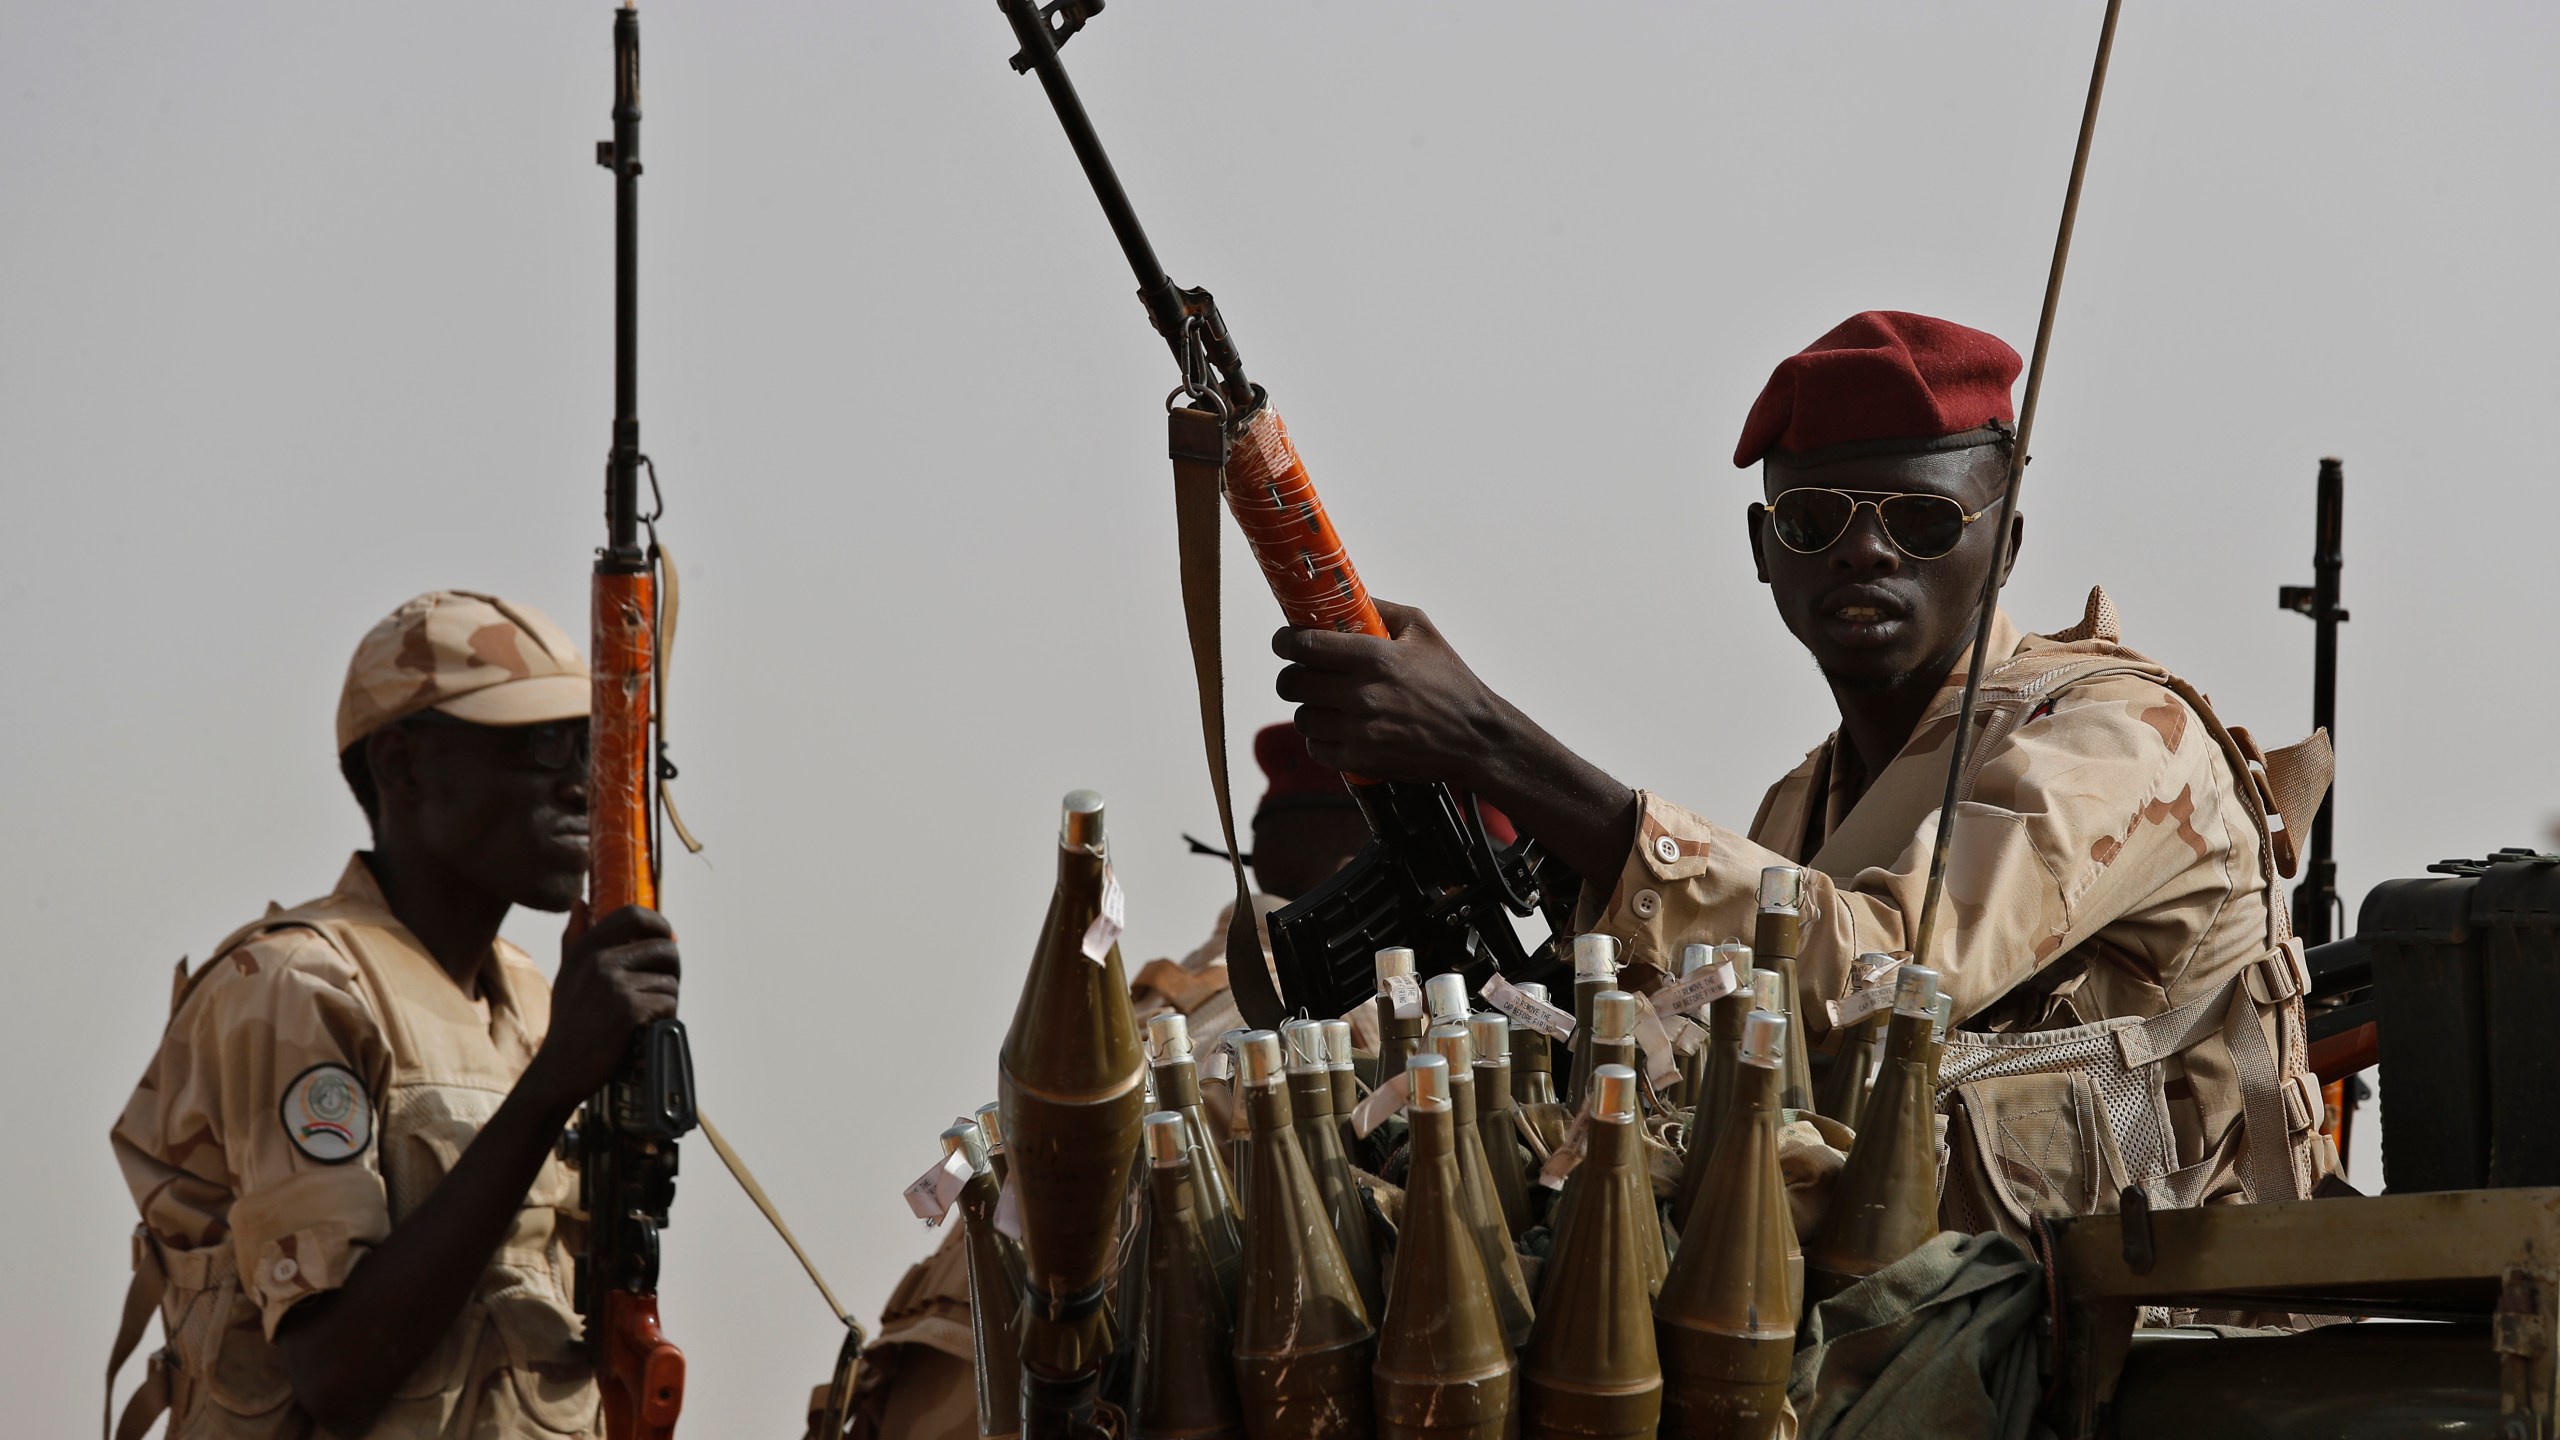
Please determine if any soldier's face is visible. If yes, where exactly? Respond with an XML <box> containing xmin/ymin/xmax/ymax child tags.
<box><xmin>372</xmin><ymin>717</ymin><xmax>591</xmax><ymax>913</ymax></box>
<box><xmin>1748</xmin><ymin>447</ymin><xmax>2020</xmax><ymax>694</ymax></box>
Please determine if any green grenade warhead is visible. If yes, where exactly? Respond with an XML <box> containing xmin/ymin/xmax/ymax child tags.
<box><xmin>998</xmin><ymin>790</ymin><xmax>1146</xmax><ymax>1422</ymax></box>
<box><xmin>977</xmin><ymin>1101</ymin><xmax>1014</xmax><ymax>1189</ymax></box>
<box><xmin>1587</xmin><ymin>990</ymin><xmax>1642</xmax><ymax>1119</ymax></box>
<box><xmin>1233</xmin><ymin>1030</ymin><xmax>1377</xmax><ymax>1440</ymax></box>
<box><xmin>1675</xmin><ymin>947</ymin><xmax>1756</xmax><ymax>1233</ymax></box>
<box><xmin>1815</xmin><ymin>951</ymin><xmax>1903</xmax><ymax>1131</ymax></box>
<box><xmin>1376</xmin><ymin>947</ymin><xmax>1427</xmax><ymax>1086</ymax></box>
<box><xmin>1376</xmin><ymin>1054</ymin><xmax>1514</xmax><ymax>1440</ymax></box>
<box><xmin>1927</xmin><ymin>991</ymin><xmax>1955</xmax><ymax>1095</ymax></box>
<box><xmin>1467</xmin><ymin>1011</ymin><xmax>1533</xmax><ymax>1238</ymax></box>
<box><xmin>1323</xmin><ymin>1019</ymin><xmax>1361</xmax><ymax>1157</ymax></box>
<box><xmin>1806</xmin><ymin>965</ymin><xmax>1944</xmax><ymax>1305</ymax></box>
<box><xmin>1566</xmin><ymin>934</ymin><xmax>1622</xmax><ymax>1110</ymax></box>
<box><xmin>1218</xmin><ymin>1028</ymin><xmax>1256</xmax><ymax>1216</ymax></box>
<box><xmin>1753</xmin><ymin>867</ymin><xmax>1818</xmax><ymax>1113</ymax></box>
<box><xmin>1286</xmin><ymin>1018</ymin><xmax>1385</xmax><ymax>1318</ymax></box>
<box><xmin>1428</xmin><ymin>1023</ymin><xmax>1536</xmax><ymax>1349</ymax></box>
<box><xmin>1509</xmin><ymin>981</ymin><xmax>1571</xmax><ymax>1156</ymax></box>
<box><xmin>1149</xmin><ymin>1011</ymin><xmax>1244</xmax><ymax>1312</ymax></box>
<box><xmin>1520</xmin><ymin>1065</ymin><xmax>1663</xmax><ymax>1440</ymax></box>
<box><xmin>1655</xmin><ymin>1010</ymin><xmax>1796</xmax><ymax>1440</ymax></box>
<box><xmin>1132</xmin><ymin>1112</ymin><xmax>1244</xmax><ymax>1440</ymax></box>
<box><xmin>949</xmin><ymin>1122</ymin><xmax>1024</xmax><ymax>1440</ymax></box>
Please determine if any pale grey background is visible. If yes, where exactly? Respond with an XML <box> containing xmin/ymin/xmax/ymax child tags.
<box><xmin>8</xmin><ymin>1</ymin><xmax>2556</xmax><ymax>1432</ymax></box>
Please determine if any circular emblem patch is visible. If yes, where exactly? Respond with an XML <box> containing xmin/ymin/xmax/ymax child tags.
<box><xmin>279</xmin><ymin>1063</ymin><xmax>373</xmax><ymax>1164</ymax></box>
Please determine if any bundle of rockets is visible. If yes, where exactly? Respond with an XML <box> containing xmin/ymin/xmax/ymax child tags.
<box><xmin>915</xmin><ymin>789</ymin><xmax>1960</xmax><ymax>1440</ymax></box>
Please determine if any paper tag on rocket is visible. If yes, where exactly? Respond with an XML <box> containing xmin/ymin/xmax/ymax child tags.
<box><xmin>1351</xmin><ymin>1071</ymin><xmax>1412</xmax><ymax>1139</ymax></box>
<box><xmin>1080</xmin><ymin>867</ymin><xmax>1126</xmax><ymax>963</ymax></box>
<box><xmin>1668</xmin><ymin>1015</ymin><xmax>1709</xmax><ymax>1057</ymax></box>
<box><xmin>1652</xmin><ymin>960</ymin><xmax>1738</xmax><ymax>1018</ymax></box>
<box><xmin>1482</xmin><ymin>973</ymin><xmax>1577</xmax><ymax>1043</ymax></box>
<box><xmin>1628</xmin><ymin>993</ymin><xmax>1685</xmax><ymax>1089</ymax></box>
<box><xmin>1384</xmin><ymin>972</ymin><xmax>1425</xmax><ymax>1020</ymax></box>
<box><xmin>993</xmin><ymin>1175</ymin><xmax>1025</xmax><ymax>1242</ymax></box>
<box><xmin>903</xmin><ymin>1152</ymin><xmax>972</xmax><ymax>1225</ymax></box>
<box><xmin>1201</xmin><ymin>1039</ymin><xmax>1236</xmax><ymax>1083</ymax></box>
<box><xmin>1826</xmin><ymin>962</ymin><xmax>1905</xmax><ymax>1027</ymax></box>
<box><xmin>1538</xmin><ymin>1105</ymin><xmax>1593</xmax><ymax>1190</ymax></box>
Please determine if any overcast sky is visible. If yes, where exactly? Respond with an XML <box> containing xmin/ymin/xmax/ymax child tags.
<box><xmin>8</xmin><ymin>1</ymin><xmax>2556</xmax><ymax>1431</ymax></box>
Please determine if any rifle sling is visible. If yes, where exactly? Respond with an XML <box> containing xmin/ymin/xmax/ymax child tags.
<box><xmin>1170</xmin><ymin>405</ymin><xmax>1287</xmax><ymax>1031</ymax></box>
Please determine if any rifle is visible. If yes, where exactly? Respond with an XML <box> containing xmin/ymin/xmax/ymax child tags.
<box><xmin>997</xmin><ymin>0</ymin><xmax>1579</xmax><ymax>1029</ymax></box>
<box><xmin>2279</xmin><ymin>457</ymin><xmax>2347</xmax><ymax>945</ymax></box>
<box><xmin>576</xmin><ymin>5</ymin><xmax>698</xmax><ymax>1438</ymax></box>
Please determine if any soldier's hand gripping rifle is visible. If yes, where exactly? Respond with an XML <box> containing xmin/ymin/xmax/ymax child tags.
<box><xmin>998</xmin><ymin>0</ymin><xmax>1580</xmax><ymax>1029</ymax></box>
<box><xmin>577</xmin><ymin>6</ymin><xmax>698</xmax><ymax>1438</ymax></box>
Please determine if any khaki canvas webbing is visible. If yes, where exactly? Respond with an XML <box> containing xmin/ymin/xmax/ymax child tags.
<box><xmin>697</xmin><ymin>1110</ymin><xmax>861</xmax><ymax>1339</ymax></box>
<box><xmin>105</xmin><ymin>1228</ymin><xmax>170</xmax><ymax>1440</ymax></box>
<box><xmin>1170</xmin><ymin>405</ymin><xmax>1286</xmax><ymax>1031</ymax></box>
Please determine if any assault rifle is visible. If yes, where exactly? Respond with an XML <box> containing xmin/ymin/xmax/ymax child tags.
<box><xmin>2278</xmin><ymin>457</ymin><xmax>2347</xmax><ymax>945</ymax></box>
<box><xmin>575</xmin><ymin>6</ymin><xmax>698</xmax><ymax>1438</ymax></box>
<box><xmin>998</xmin><ymin>0</ymin><xmax>1579</xmax><ymax>1027</ymax></box>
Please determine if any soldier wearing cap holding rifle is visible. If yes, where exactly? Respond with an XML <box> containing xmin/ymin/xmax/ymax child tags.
<box><xmin>107</xmin><ymin>590</ymin><xmax>682</xmax><ymax>1439</ymax></box>
<box><xmin>1274</xmin><ymin>313</ymin><xmax>2339</xmax><ymax>1232</ymax></box>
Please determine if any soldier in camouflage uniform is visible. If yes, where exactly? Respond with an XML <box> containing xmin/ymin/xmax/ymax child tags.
<box><xmin>1273</xmin><ymin>312</ymin><xmax>2338</xmax><ymax>1237</ymax></box>
<box><xmin>108</xmin><ymin>590</ymin><xmax>683</xmax><ymax>1439</ymax></box>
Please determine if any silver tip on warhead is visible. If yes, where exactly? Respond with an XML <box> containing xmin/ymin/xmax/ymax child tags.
<box><xmin>940</xmin><ymin>1122</ymin><xmax>988</xmax><ymax>1174</ymax></box>
<box><xmin>1425</xmin><ymin>972</ymin><xmax>1470</xmax><ymax>1024</ymax></box>
<box><xmin>1593</xmin><ymin>989</ymin><xmax>1637</xmax><ymax>1041</ymax></box>
<box><xmin>1895</xmin><ymin>964</ymin><xmax>1941</xmax><ymax>1018</ymax></box>
<box><xmin>1713</xmin><ymin>941</ymin><xmax>1754</xmax><ymax>973</ymax></box>
<box><xmin>973</xmin><ymin>1102</ymin><xmax>1006</xmax><ymax>1152</ymax></box>
<box><xmin>1573</xmin><ymin>933</ymin><xmax>1622</xmax><ymax>978</ymax></box>
<box><xmin>1374</xmin><ymin>947</ymin><xmax>1417</xmax><ymax>983</ymax></box>
<box><xmin>1146</xmin><ymin>1011</ymin><xmax>1193</xmax><ymax>1063</ymax></box>
<box><xmin>1407</xmin><ymin>1052</ymin><xmax>1451</xmax><ymax>1109</ymax></box>
<box><xmin>1143</xmin><ymin>1111</ymin><xmax>1189</xmax><ymax>1168</ymax></box>
<box><xmin>1060</xmin><ymin>789</ymin><xmax>1106</xmax><ymax>849</ymax></box>
<box><xmin>1516</xmin><ymin>980</ymin><xmax>1551</xmax><ymax>1004</ymax></box>
<box><xmin>1757</xmin><ymin>865</ymin><xmax>1803</xmax><ymax>913</ymax></box>
<box><xmin>1321</xmin><ymin>1018</ymin><xmax>1356</xmax><ymax>1068</ymax></box>
<box><xmin>1593</xmin><ymin>1064</ymin><xmax>1639</xmax><ymax>1122</ymax></box>
<box><xmin>1428</xmin><ymin>1024</ymin><xmax>1474</xmax><ymax>1071</ymax></box>
<box><xmin>1283</xmin><ymin>1018</ymin><xmax>1328</xmax><ymax>1073</ymax></box>
<box><xmin>1679</xmin><ymin>942</ymin><xmax>1715</xmax><ymax>977</ymax></box>
<box><xmin>1237</xmin><ymin>1030</ymin><xmax>1285</xmax><ymax>1087</ymax></box>
<box><xmin>1468</xmin><ymin>1011</ymin><xmax>1510</xmax><ymax>1055</ymax></box>
<box><xmin>1750</xmin><ymin>968</ymin><xmax>1786</xmax><ymax>1011</ymax></box>
<box><xmin>1930</xmin><ymin>992</ymin><xmax>1955</xmax><ymax>1042</ymax></box>
<box><xmin>1741</xmin><ymin>1010</ymin><xmax>1788</xmax><ymax>1068</ymax></box>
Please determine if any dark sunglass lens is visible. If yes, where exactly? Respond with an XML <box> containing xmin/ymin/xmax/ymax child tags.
<box><xmin>1771</xmin><ymin>490</ymin><xmax>1854</xmax><ymax>552</ymax></box>
<box><xmin>527</xmin><ymin>724</ymin><xmax>587</xmax><ymax>772</ymax></box>
<box><xmin>1881</xmin><ymin>494</ymin><xmax>1968</xmax><ymax>558</ymax></box>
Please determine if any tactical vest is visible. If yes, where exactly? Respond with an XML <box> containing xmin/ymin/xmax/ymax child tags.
<box><xmin>1923</xmin><ymin>648</ymin><xmax>2335</xmax><ymax>1244</ymax></box>
<box><xmin>107</xmin><ymin>894</ymin><xmax>599</xmax><ymax>1440</ymax></box>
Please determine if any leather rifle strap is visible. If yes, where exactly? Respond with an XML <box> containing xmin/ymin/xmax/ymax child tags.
<box><xmin>1170</xmin><ymin>405</ymin><xmax>1285</xmax><ymax>1030</ymax></box>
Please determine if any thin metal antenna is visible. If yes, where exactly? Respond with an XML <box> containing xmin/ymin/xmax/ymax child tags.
<box><xmin>1909</xmin><ymin>0</ymin><xmax>2127</xmax><ymax>973</ymax></box>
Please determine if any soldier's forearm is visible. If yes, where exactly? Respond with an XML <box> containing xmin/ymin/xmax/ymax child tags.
<box><xmin>275</xmin><ymin>1080</ymin><xmax>570</xmax><ymax>1434</ymax></box>
<box><xmin>1463</xmin><ymin>706</ymin><xmax>1641</xmax><ymax>883</ymax></box>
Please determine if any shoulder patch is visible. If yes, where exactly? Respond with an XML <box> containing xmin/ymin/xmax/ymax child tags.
<box><xmin>279</xmin><ymin>1062</ymin><xmax>373</xmax><ymax>1164</ymax></box>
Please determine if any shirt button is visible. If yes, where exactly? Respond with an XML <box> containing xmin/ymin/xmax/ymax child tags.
<box><xmin>1653</xmin><ymin>835</ymin><xmax>1681</xmax><ymax>865</ymax></box>
<box><xmin>1632</xmin><ymin>889</ymin><xmax>1661</xmax><ymax>919</ymax></box>
<box><xmin>269</xmin><ymin>1257</ymin><xmax>300</xmax><ymax>1284</ymax></box>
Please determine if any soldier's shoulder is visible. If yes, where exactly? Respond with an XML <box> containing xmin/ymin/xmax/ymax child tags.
<box><xmin>178</xmin><ymin>920</ymin><xmax>367</xmax><ymax>1025</ymax></box>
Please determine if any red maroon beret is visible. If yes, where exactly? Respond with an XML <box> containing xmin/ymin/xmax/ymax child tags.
<box><xmin>1255</xmin><ymin>722</ymin><xmax>1355</xmax><ymax>816</ymax></box>
<box><xmin>1733</xmin><ymin>311</ymin><xmax>2021</xmax><ymax>468</ymax></box>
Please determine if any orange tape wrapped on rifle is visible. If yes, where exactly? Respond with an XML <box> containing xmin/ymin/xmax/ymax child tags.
<box><xmin>1224</xmin><ymin>406</ymin><xmax>1388</xmax><ymax>642</ymax></box>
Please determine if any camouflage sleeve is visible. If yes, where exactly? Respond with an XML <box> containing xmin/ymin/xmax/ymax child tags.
<box><xmin>166</xmin><ymin>932</ymin><xmax>396</xmax><ymax>1337</ymax></box>
<box><xmin>1578</xmin><ymin>676</ymin><xmax>2233</xmax><ymax>1039</ymax></box>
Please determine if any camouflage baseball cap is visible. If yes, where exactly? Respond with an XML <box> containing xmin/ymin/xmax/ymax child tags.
<box><xmin>335</xmin><ymin>590</ymin><xmax>589</xmax><ymax>751</ymax></box>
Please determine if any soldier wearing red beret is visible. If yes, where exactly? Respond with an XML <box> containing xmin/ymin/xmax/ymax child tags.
<box><xmin>1275</xmin><ymin>311</ymin><xmax>2338</xmax><ymax>1232</ymax></box>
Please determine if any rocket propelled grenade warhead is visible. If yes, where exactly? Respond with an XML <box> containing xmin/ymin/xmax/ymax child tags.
<box><xmin>1426</xmin><ymin>972</ymin><xmax>1472</xmax><ymax>1029</ymax></box>
<box><xmin>1752</xmin><ymin>868</ymin><xmax>1817</xmax><ymax>1112</ymax></box>
<box><xmin>1430</xmin><ymin>1024</ymin><xmax>1535</xmax><ymax>1347</ymax></box>
<box><xmin>1285</xmin><ymin>1019</ymin><xmax>1384</xmax><ymax>1316</ymax></box>
<box><xmin>1376</xmin><ymin>1054</ymin><xmax>1515</xmax><ymax>1440</ymax></box>
<box><xmin>1806</xmin><ymin>966</ymin><xmax>1944</xmax><ymax>1305</ymax></box>
<box><xmin>998</xmin><ymin>790</ymin><xmax>1147</xmax><ymax>1424</ymax></box>
<box><xmin>1654</xmin><ymin>1010</ymin><xmax>1795</xmax><ymax>1440</ymax></box>
<box><xmin>1235</xmin><ymin>1029</ymin><xmax>1377</xmax><ymax>1440</ymax></box>
<box><xmin>1588</xmin><ymin>990</ymin><xmax>1641</xmax><ymax>1116</ymax></box>
<box><xmin>1818</xmin><ymin>950</ymin><xmax>1907</xmax><ymax>1129</ymax></box>
<box><xmin>1132</xmin><ymin>1112</ymin><xmax>1244</xmax><ymax>1440</ymax></box>
<box><xmin>1521</xmin><ymin>1064</ymin><xmax>1662</xmax><ymax>1440</ymax></box>
<box><xmin>1508</xmin><ymin>980</ymin><xmax>1571</xmax><ymax>1155</ymax></box>
<box><xmin>1677</xmin><ymin>947</ymin><xmax>1759</xmax><ymax>1231</ymax></box>
<box><xmin>1147</xmin><ymin>1010</ymin><xmax>1243</xmax><ymax>1310</ymax></box>
<box><xmin>1322</xmin><ymin>1018</ymin><xmax>1361</xmax><ymax>1136</ymax></box>
<box><xmin>949</xmin><ymin>1120</ymin><xmax>1025</xmax><ymax>1440</ymax></box>
<box><xmin>1467</xmin><ymin>1011</ymin><xmax>1532</xmax><ymax>1238</ymax></box>
<box><xmin>1568</xmin><ymin>934</ymin><xmax>1622</xmax><ymax>1110</ymax></box>
<box><xmin>1377</xmin><ymin>947</ymin><xmax>1426</xmax><ymax>1086</ymax></box>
